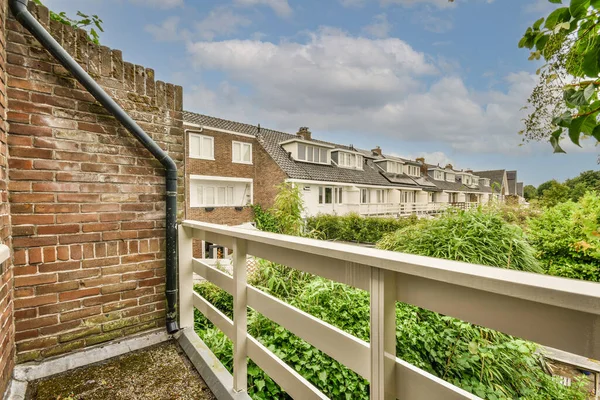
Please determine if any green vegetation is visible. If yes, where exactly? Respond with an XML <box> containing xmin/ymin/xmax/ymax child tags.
<box><xmin>528</xmin><ymin>191</ymin><xmax>600</xmax><ymax>281</ymax></box>
<box><xmin>252</xmin><ymin>183</ymin><xmax>306</xmax><ymax>236</ymax></box>
<box><xmin>377</xmin><ymin>210</ymin><xmax>542</xmax><ymax>273</ymax></box>
<box><xmin>196</xmin><ymin>186</ymin><xmax>595</xmax><ymax>399</ymax></box>
<box><xmin>305</xmin><ymin>213</ymin><xmax>418</xmax><ymax>243</ymax></box>
<box><xmin>33</xmin><ymin>0</ymin><xmax>104</xmax><ymax>44</ymax></box>
<box><xmin>519</xmin><ymin>0</ymin><xmax>600</xmax><ymax>154</ymax></box>
<box><xmin>526</xmin><ymin>170</ymin><xmax>600</xmax><ymax>206</ymax></box>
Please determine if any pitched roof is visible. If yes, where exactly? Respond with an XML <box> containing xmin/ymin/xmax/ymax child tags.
<box><xmin>183</xmin><ymin>111</ymin><xmax>511</xmax><ymax>193</ymax></box>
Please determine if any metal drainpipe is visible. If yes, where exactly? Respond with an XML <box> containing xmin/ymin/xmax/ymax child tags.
<box><xmin>9</xmin><ymin>0</ymin><xmax>180</xmax><ymax>334</ymax></box>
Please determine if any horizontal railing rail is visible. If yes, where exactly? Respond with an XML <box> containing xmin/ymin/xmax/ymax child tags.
<box><xmin>179</xmin><ymin>220</ymin><xmax>600</xmax><ymax>400</ymax></box>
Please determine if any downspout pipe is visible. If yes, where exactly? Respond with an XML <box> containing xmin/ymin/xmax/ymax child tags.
<box><xmin>9</xmin><ymin>0</ymin><xmax>180</xmax><ymax>334</ymax></box>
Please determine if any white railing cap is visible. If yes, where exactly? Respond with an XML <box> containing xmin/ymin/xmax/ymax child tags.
<box><xmin>182</xmin><ymin>220</ymin><xmax>600</xmax><ymax>315</ymax></box>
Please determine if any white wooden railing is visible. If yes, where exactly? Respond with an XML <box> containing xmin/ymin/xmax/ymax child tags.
<box><xmin>178</xmin><ymin>220</ymin><xmax>600</xmax><ymax>400</ymax></box>
<box><xmin>347</xmin><ymin>202</ymin><xmax>449</xmax><ymax>217</ymax></box>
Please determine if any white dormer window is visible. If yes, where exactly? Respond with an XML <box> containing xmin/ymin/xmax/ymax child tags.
<box><xmin>338</xmin><ymin>152</ymin><xmax>363</xmax><ymax>169</ymax></box>
<box><xmin>232</xmin><ymin>141</ymin><xmax>252</xmax><ymax>164</ymax></box>
<box><xmin>189</xmin><ymin>133</ymin><xmax>214</xmax><ymax>160</ymax></box>
<box><xmin>473</xmin><ymin>177</ymin><xmax>479</xmax><ymax>186</ymax></box>
<box><xmin>298</xmin><ymin>143</ymin><xmax>328</xmax><ymax>164</ymax></box>
<box><xmin>463</xmin><ymin>175</ymin><xmax>472</xmax><ymax>186</ymax></box>
<box><xmin>433</xmin><ymin>170</ymin><xmax>444</xmax><ymax>180</ymax></box>
<box><xmin>387</xmin><ymin>161</ymin><xmax>403</xmax><ymax>174</ymax></box>
<box><xmin>406</xmin><ymin>165</ymin><xmax>420</xmax><ymax>177</ymax></box>
<box><xmin>446</xmin><ymin>173</ymin><xmax>456</xmax><ymax>183</ymax></box>
<box><xmin>482</xmin><ymin>178</ymin><xmax>490</xmax><ymax>187</ymax></box>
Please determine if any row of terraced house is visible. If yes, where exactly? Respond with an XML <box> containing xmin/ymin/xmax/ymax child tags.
<box><xmin>183</xmin><ymin>111</ymin><xmax>526</xmax><ymax>227</ymax></box>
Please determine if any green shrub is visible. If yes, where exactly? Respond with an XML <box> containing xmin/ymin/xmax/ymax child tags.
<box><xmin>528</xmin><ymin>192</ymin><xmax>600</xmax><ymax>281</ymax></box>
<box><xmin>377</xmin><ymin>210</ymin><xmax>542</xmax><ymax>273</ymax></box>
<box><xmin>306</xmin><ymin>213</ymin><xmax>418</xmax><ymax>243</ymax></box>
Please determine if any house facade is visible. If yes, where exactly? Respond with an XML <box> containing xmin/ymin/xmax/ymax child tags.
<box><xmin>183</xmin><ymin>111</ymin><xmax>524</xmax><ymax>221</ymax></box>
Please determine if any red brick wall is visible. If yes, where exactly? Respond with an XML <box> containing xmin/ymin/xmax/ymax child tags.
<box><xmin>185</xmin><ymin>126</ymin><xmax>287</xmax><ymax>226</ymax></box>
<box><xmin>6</xmin><ymin>3</ymin><xmax>184</xmax><ymax>362</ymax></box>
<box><xmin>0</xmin><ymin>0</ymin><xmax>14</xmax><ymax>394</ymax></box>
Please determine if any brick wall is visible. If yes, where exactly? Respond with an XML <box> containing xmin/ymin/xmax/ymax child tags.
<box><xmin>6</xmin><ymin>2</ymin><xmax>184</xmax><ymax>362</ymax></box>
<box><xmin>0</xmin><ymin>0</ymin><xmax>14</xmax><ymax>395</ymax></box>
<box><xmin>185</xmin><ymin>126</ymin><xmax>287</xmax><ymax>257</ymax></box>
<box><xmin>185</xmin><ymin>126</ymin><xmax>287</xmax><ymax>226</ymax></box>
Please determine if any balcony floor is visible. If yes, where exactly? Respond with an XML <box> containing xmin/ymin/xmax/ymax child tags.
<box><xmin>25</xmin><ymin>341</ymin><xmax>216</xmax><ymax>400</ymax></box>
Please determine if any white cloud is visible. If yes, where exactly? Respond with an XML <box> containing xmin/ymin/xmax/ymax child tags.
<box><xmin>183</xmin><ymin>27</ymin><xmax>578</xmax><ymax>155</ymax></box>
<box><xmin>413</xmin><ymin>11</ymin><xmax>454</xmax><ymax>33</ymax></box>
<box><xmin>130</xmin><ymin>0</ymin><xmax>183</xmax><ymax>9</ymax></box>
<box><xmin>145</xmin><ymin>16</ymin><xmax>182</xmax><ymax>42</ymax></box>
<box><xmin>234</xmin><ymin>0</ymin><xmax>292</xmax><ymax>17</ymax></box>
<box><xmin>196</xmin><ymin>7</ymin><xmax>252</xmax><ymax>41</ymax></box>
<box><xmin>362</xmin><ymin>14</ymin><xmax>392</xmax><ymax>38</ymax></box>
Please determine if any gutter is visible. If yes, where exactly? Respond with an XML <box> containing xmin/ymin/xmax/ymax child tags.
<box><xmin>9</xmin><ymin>0</ymin><xmax>179</xmax><ymax>334</ymax></box>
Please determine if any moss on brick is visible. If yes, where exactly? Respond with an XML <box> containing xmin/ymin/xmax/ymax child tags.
<box><xmin>84</xmin><ymin>330</ymin><xmax>123</xmax><ymax>347</ymax></box>
<box><xmin>58</xmin><ymin>326</ymin><xmax>102</xmax><ymax>343</ymax></box>
<box><xmin>102</xmin><ymin>316</ymin><xmax>140</xmax><ymax>332</ymax></box>
<box><xmin>17</xmin><ymin>350</ymin><xmax>41</xmax><ymax>363</ymax></box>
<box><xmin>41</xmin><ymin>340</ymin><xmax>85</xmax><ymax>358</ymax></box>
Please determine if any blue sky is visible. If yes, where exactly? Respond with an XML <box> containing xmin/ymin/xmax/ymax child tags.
<box><xmin>44</xmin><ymin>0</ymin><xmax>599</xmax><ymax>186</ymax></box>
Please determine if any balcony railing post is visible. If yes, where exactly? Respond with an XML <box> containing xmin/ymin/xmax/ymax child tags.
<box><xmin>370</xmin><ymin>267</ymin><xmax>396</xmax><ymax>400</ymax></box>
<box><xmin>233</xmin><ymin>238</ymin><xmax>248</xmax><ymax>392</ymax></box>
<box><xmin>178</xmin><ymin>225</ymin><xmax>194</xmax><ymax>329</ymax></box>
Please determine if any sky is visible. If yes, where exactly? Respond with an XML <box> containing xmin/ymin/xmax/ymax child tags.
<box><xmin>43</xmin><ymin>0</ymin><xmax>599</xmax><ymax>186</ymax></box>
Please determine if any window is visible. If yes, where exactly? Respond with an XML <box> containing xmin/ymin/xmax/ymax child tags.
<box><xmin>190</xmin><ymin>177</ymin><xmax>252</xmax><ymax>207</ymax></box>
<box><xmin>406</xmin><ymin>165</ymin><xmax>420</xmax><ymax>177</ymax></box>
<box><xmin>446</xmin><ymin>173</ymin><xmax>456</xmax><ymax>182</ymax></box>
<box><xmin>190</xmin><ymin>133</ymin><xmax>214</xmax><ymax>160</ymax></box>
<box><xmin>385</xmin><ymin>161</ymin><xmax>403</xmax><ymax>174</ymax></box>
<box><xmin>298</xmin><ymin>144</ymin><xmax>328</xmax><ymax>164</ymax></box>
<box><xmin>375</xmin><ymin>189</ymin><xmax>386</xmax><ymax>203</ymax></box>
<box><xmin>482</xmin><ymin>179</ymin><xmax>490</xmax><ymax>187</ymax></box>
<box><xmin>473</xmin><ymin>177</ymin><xmax>479</xmax><ymax>186</ymax></box>
<box><xmin>401</xmin><ymin>191</ymin><xmax>415</xmax><ymax>203</ymax></box>
<box><xmin>232</xmin><ymin>141</ymin><xmax>252</xmax><ymax>164</ymax></box>
<box><xmin>338</xmin><ymin>152</ymin><xmax>363</xmax><ymax>169</ymax></box>
<box><xmin>428</xmin><ymin>192</ymin><xmax>434</xmax><ymax>202</ymax></box>
<box><xmin>334</xmin><ymin>187</ymin><xmax>343</xmax><ymax>204</ymax></box>
<box><xmin>463</xmin><ymin>175</ymin><xmax>472</xmax><ymax>185</ymax></box>
<box><xmin>318</xmin><ymin>187</ymin><xmax>334</xmax><ymax>204</ymax></box>
<box><xmin>433</xmin><ymin>170</ymin><xmax>444</xmax><ymax>180</ymax></box>
<box><xmin>361</xmin><ymin>188</ymin><xmax>370</xmax><ymax>204</ymax></box>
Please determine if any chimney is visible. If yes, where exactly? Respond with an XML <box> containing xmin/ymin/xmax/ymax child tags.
<box><xmin>297</xmin><ymin>127</ymin><xmax>311</xmax><ymax>141</ymax></box>
<box><xmin>371</xmin><ymin>146</ymin><xmax>382</xmax><ymax>156</ymax></box>
<box><xmin>445</xmin><ymin>163</ymin><xmax>453</xmax><ymax>170</ymax></box>
<box><xmin>466</xmin><ymin>169</ymin><xmax>473</xmax><ymax>174</ymax></box>
<box><xmin>416</xmin><ymin>157</ymin><xmax>427</xmax><ymax>175</ymax></box>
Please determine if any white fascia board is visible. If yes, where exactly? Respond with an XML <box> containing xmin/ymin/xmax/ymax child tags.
<box><xmin>286</xmin><ymin>179</ymin><xmax>421</xmax><ymax>191</ymax></box>
<box><xmin>279</xmin><ymin>138</ymin><xmax>335</xmax><ymax>148</ymax></box>
<box><xmin>185</xmin><ymin>124</ymin><xmax>256</xmax><ymax>139</ymax></box>
<box><xmin>331</xmin><ymin>149</ymin><xmax>365</xmax><ymax>156</ymax></box>
<box><xmin>190</xmin><ymin>175</ymin><xmax>253</xmax><ymax>183</ymax></box>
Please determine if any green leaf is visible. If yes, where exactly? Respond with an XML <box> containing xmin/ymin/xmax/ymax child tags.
<box><xmin>549</xmin><ymin>0</ymin><xmax>562</xmax><ymax>3</ymax></box>
<box><xmin>592</xmin><ymin>124</ymin><xmax>600</xmax><ymax>140</ymax></box>
<box><xmin>533</xmin><ymin>17</ymin><xmax>545</xmax><ymax>30</ymax></box>
<box><xmin>569</xmin><ymin>115</ymin><xmax>586</xmax><ymax>146</ymax></box>
<box><xmin>255</xmin><ymin>379</ymin><xmax>265</xmax><ymax>391</ymax></box>
<box><xmin>584</xmin><ymin>83</ymin><xmax>596</xmax><ymax>100</ymax></box>
<box><xmin>545</xmin><ymin>7</ymin><xmax>570</xmax><ymax>30</ymax></box>
<box><xmin>550</xmin><ymin>129</ymin><xmax>567</xmax><ymax>153</ymax></box>
<box><xmin>468</xmin><ymin>342</ymin><xmax>479</xmax><ymax>354</ymax></box>
<box><xmin>582</xmin><ymin>47</ymin><xmax>600</xmax><ymax>77</ymax></box>
<box><xmin>566</xmin><ymin>89</ymin><xmax>589</xmax><ymax>106</ymax></box>
<box><xmin>570</xmin><ymin>0</ymin><xmax>590</xmax><ymax>19</ymax></box>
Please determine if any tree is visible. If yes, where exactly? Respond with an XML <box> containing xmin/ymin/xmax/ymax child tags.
<box><xmin>524</xmin><ymin>184</ymin><xmax>538</xmax><ymax>200</ymax></box>
<box><xmin>537</xmin><ymin>179</ymin><xmax>556</xmax><ymax>197</ymax></box>
<box><xmin>540</xmin><ymin>181</ymin><xmax>572</xmax><ymax>206</ymax></box>
<box><xmin>519</xmin><ymin>0</ymin><xmax>600</xmax><ymax>155</ymax></box>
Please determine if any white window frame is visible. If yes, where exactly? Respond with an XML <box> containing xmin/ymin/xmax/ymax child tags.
<box><xmin>190</xmin><ymin>175</ymin><xmax>253</xmax><ymax>208</ymax></box>
<box><xmin>360</xmin><ymin>188</ymin><xmax>370</xmax><ymax>204</ymax></box>
<box><xmin>433</xmin><ymin>170</ymin><xmax>444</xmax><ymax>180</ymax></box>
<box><xmin>337</xmin><ymin>152</ymin><xmax>363</xmax><ymax>170</ymax></box>
<box><xmin>406</xmin><ymin>165</ymin><xmax>420</xmax><ymax>177</ymax></box>
<box><xmin>232</xmin><ymin>141</ymin><xmax>252</xmax><ymax>165</ymax></box>
<box><xmin>297</xmin><ymin>144</ymin><xmax>329</xmax><ymax>165</ymax></box>
<box><xmin>319</xmin><ymin>186</ymin><xmax>334</xmax><ymax>205</ymax></box>
<box><xmin>189</xmin><ymin>133</ymin><xmax>214</xmax><ymax>160</ymax></box>
<box><xmin>446</xmin><ymin>173</ymin><xmax>456</xmax><ymax>183</ymax></box>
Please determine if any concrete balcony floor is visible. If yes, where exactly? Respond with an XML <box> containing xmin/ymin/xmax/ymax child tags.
<box><xmin>25</xmin><ymin>341</ymin><xmax>216</xmax><ymax>400</ymax></box>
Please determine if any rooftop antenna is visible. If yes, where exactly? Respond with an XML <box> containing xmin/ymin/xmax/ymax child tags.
<box><xmin>257</xmin><ymin>123</ymin><xmax>261</xmax><ymax>134</ymax></box>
